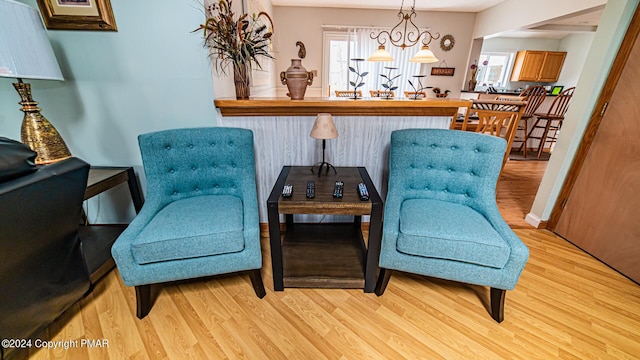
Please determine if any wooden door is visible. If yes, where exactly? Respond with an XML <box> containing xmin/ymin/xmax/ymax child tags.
<box><xmin>553</xmin><ymin>14</ymin><xmax>640</xmax><ymax>283</ymax></box>
<box><xmin>538</xmin><ymin>52</ymin><xmax>567</xmax><ymax>82</ymax></box>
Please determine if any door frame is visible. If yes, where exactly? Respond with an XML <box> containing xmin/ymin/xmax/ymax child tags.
<box><xmin>548</xmin><ymin>3</ymin><xmax>640</xmax><ymax>230</ymax></box>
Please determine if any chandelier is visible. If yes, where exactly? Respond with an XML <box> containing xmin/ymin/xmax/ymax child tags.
<box><xmin>368</xmin><ymin>0</ymin><xmax>440</xmax><ymax>63</ymax></box>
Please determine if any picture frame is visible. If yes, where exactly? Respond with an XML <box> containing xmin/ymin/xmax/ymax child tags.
<box><xmin>37</xmin><ymin>0</ymin><xmax>117</xmax><ymax>31</ymax></box>
<box><xmin>431</xmin><ymin>67</ymin><xmax>455</xmax><ymax>76</ymax></box>
<box><xmin>551</xmin><ymin>86</ymin><xmax>564</xmax><ymax>95</ymax></box>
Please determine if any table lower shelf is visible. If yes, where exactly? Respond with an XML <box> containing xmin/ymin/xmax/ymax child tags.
<box><xmin>282</xmin><ymin>223</ymin><xmax>366</xmax><ymax>289</ymax></box>
<box><xmin>79</xmin><ymin>224</ymin><xmax>125</xmax><ymax>283</ymax></box>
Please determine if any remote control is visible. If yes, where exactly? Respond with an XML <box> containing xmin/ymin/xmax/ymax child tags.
<box><xmin>306</xmin><ymin>181</ymin><xmax>315</xmax><ymax>198</ymax></box>
<box><xmin>357</xmin><ymin>182</ymin><xmax>369</xmax><ymax>201</ymax></box>
<box><xmin>282</xmin><ymin>184</ymin><xmax>293</xmax><ymax>198</ymax></box>
<box><xmin>333</xmin><ymin>181</ymin><xmax>344</xmax><ymax>198</ymax></box>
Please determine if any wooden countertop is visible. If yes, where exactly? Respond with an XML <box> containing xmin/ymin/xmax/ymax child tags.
<box><xmin>214</xmin><ymin>97</ymin><xmax>472</xmax><ymax>117</ymax></box>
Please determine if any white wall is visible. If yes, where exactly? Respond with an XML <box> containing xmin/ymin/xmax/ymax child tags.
<box><xmin>474</xmin><ymin>0</ymin><xmax>608</xmax><ymax>39</ymax></box>
<box><xmin>272</xmin><ymin>6</ymin><xmax>477</xmax><ymax>97</ymax></box>
<box><xmin>0</xmin><ymin>1</ymin><xmax>215</xmax><ymax>223</ymax></box>
<box><xmin>557</xmin><ymin>33</ymin><xmax>596</xmax><ymax>87</ymax></box>
<box><xmin>482</xmin><ymin>37</ymin><xmax>561</xmax><ymax>52</ymax></box>
<box><xmin>529</xmin><ymin>0</ymin><xmax>638</xmax><ymax>226</ymax></box>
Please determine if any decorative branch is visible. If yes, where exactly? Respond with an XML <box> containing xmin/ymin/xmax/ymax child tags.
<box><xmin>379</xmin><ymin>66</ymin><xmax>400</xmax><ymax>99</ymax></box>
<box><xmin>407</xmin><ymin>75</ymin><xmax>432</xmax><ymax>99</ymax></box>
<box><xmin>349</xmin><ymin>58</ymin><xmax>368</xmax><ymax>99</ymax></box>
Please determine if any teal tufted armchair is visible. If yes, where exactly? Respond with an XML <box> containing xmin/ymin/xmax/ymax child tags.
<box><xmin>112</xmin><ymin>127</ymin><xmax>265</xmax><ymax>319</ymax></box>
<box><xmin>375</xmin><ymin>129</ymin><xmax>529</xmax><ymax>322</ymax></box>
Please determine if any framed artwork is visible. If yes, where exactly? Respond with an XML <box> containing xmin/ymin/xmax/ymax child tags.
<box><xmin>431</xmin><ymin>67</ymin><xmax>455</xmax><ymax>76</ymax></box>
<box><xmin>37</xmin><ymin>0</ymin><xmax>117</xmax><ymax>31</ymax></box>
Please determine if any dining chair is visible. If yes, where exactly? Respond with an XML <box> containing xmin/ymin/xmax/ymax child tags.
<box><xmin>370</xmin><ymin>89</ymin><xmax>395</xmax><ymax>98</ymax></box>
<box><xmin>335</xmin><ymin>90</ymin><xmax>362</xmax><ymax>98</ymax></box>
<box><xmin>375</xmin><ymin>129</ymin><xmax>530</xmax><ymax>323</ymax></box>
<box><xmin>111</xmin><ymin>127</ymin><xmax>266</xmax><ymax>319</ymax></box>
<box><xmin>404</xmin><ymin>91</ymin><xmax>427</xmax><ymax>99</ymax></box>
<box><xmin>462</xmin><ymin>99</ymin><xmax>526</xmax><ymax>170</ymax></box>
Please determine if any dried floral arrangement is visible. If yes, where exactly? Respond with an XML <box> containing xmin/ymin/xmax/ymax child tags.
<box><xmin>194</xmin><ymin>0</ymin><xmax>274</xmax><ymax>98</ymax></box>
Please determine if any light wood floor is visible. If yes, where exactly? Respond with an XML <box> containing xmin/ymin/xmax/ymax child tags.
<box><xmin>11</xmin><ymin>160</ymin><xmax>640</xmax><ymax>359</ymax></box>
<box><xmin>497</xmin><ymin>159</ymin><xmax>548</xmax><ymax>228</ymax></box>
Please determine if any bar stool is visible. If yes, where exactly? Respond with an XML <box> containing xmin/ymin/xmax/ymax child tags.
<box><xmin>526</xmin><ymin>87</ymin><xmax>575</xmax><ymax>158</ymax></box>
<box><xmin>511</xmin><ymin>86</ymin><xmax>547</xmax><ymax>158</ymax></box>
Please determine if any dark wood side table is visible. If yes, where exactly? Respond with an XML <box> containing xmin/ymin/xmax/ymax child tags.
<box><xmin>80</xmin><ymin>166</ymin><xmax>144</xmax><ymax>283</ymax></box>
<box><xmin>267</xmin><ymin>166</ymin><xmax>383</xmax><ymax>292</ymax></box>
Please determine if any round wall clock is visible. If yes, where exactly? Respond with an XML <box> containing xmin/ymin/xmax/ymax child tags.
<box><xmin>440</xmin><ymin>34</ymin><xmax>455</xmax><ymax>52</ymax></box>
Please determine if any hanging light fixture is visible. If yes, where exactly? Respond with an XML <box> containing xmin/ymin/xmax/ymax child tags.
<box><xmin>369</xmin><ymin>0</ymin><xmax>440</xmax><ymax>63</ymax></box>
<box><xmin>409</xmin><ymin>44</ymin><xmax>439</xmax><ymax>63</ymax></box>
<box><xmin>368</xmin><ymin>45</ymin><xmax>394</xmax><ymax>62</ymax></box>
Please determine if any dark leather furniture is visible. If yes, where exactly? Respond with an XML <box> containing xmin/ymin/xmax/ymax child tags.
<box><xmin>0</xmin><ymin>157</ymin><xmax>91</xmax><ymax>359</ymax></box>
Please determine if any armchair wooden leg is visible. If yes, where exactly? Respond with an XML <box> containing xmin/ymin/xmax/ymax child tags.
<box><xmin>135</xmin><ymin>284</ymin><xmax>152</xmax><ymax>319</ymax></box>
<box><xmin>490</xmin><ymin>287</ymin><xmax>506</xmax><ymax>323</ymax></box>
<box><xmin>249</xmin><ymin>269</ymin><xmax>266</xmax><ymax>299</ymax></box>
<box><xmin>374</xmin><ymin>268</ymin><xmax>393</xmax><ymax>296</ymax></box>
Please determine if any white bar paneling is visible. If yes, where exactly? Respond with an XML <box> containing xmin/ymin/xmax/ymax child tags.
<box><xmin>218</xmin><ymin>111</ymin><xmax>450</xmax><ymax>222</ymax></box>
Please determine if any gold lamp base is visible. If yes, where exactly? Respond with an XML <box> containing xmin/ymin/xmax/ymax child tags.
<box><xmin>14</xmin><ymin>81</ymin><xmax>71</xmax><ymax>165</ymax></box>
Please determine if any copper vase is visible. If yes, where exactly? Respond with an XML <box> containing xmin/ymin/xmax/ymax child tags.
<box><xmin>280</xmin><ymin>59</ymin><xmax>313</xmax><ymax>100</ymax></box>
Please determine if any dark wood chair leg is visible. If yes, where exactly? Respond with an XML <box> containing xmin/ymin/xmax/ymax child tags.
<box><xmin>536</xmin><ymin>118</ymin><xmax>553</xmax><ymax>159</ymax></box>
<box><xmin>249</xmin><ymin>269</ymin><xmax>266</xmax><ymax>299</ymax></box>
<box><xmin>490</xmin><ymin>287</ymin><xmax>506</xmax><ymax>323</ymax></box>
<box><xmin>521</xmin><ymin>118</ymin><xmax>529</xmax><ymax>158</ymax></box>
<box><xmin>135</xmin><ymin>284</ymin><xmax>152</xmax><ymax>319</ymax></box>
<box><xmin>374</xmin><ymin>268</ymin><xmax>393</xmax><ymax>296</ymax></box>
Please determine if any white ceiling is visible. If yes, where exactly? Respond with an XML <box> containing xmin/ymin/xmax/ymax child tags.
<box><xmin>270</xmin><ymin>0</ymin><xmax>603</xmax><ymax>39</ymax></box>
<box><xmin>270</xmin><ymin>0</ymin><xmax>508</xmax><ymax>12</ymax></box>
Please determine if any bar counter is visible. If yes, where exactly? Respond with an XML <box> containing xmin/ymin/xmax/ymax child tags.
<box><xmin>214</xmin><ymin>97</ymin><xmax>472</xmax><ymax>117</ymax></box>
<box><xmin>214</xmin><ymin>97</ymin><xmax>471</xmax><ymax>222</ymax></box>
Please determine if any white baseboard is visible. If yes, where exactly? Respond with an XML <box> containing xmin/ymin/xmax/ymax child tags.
<box><xmin>525</xmin><ymin>213</ymin><xmax>542</xmax><ymax>228</ymax></box>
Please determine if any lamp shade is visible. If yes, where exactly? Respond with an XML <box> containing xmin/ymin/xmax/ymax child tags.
<box><xmin>0</xmin><ymin>0</ymin><xmax>64</xmax><ymax>81</ymax></box>
<box><xmin>410</xmin><ymin>45</ymin><xmax>439</xmax><ymax>64</ymax></box>
<box><xmin>368</xmin><ymin>45</ymin><xmax>394</xmax><ymax>62</ymax></box>
<box><xmin>310</xmin><ymin>113</ymin><xmax>338</xmax><ymax>140</ymax></box>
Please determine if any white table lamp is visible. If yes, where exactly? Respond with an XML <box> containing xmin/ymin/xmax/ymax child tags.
<box><xmin>310</xmin><ymin>113</ymin><xmax>338</xmax><ymax>176</ymax></box>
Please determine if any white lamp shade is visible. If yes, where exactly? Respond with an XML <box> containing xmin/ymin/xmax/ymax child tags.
<box><xmin>410</xmin><ymin>46</ymin><xmax>439</xmax><ymax>64</ymax></box>
<box><xmin>0</xmin><ymin>0</ymin><xmax>63</xmax><ymax>81</ymax></box>
<box><xmin>368</xmin><ymin>45</ymin><xmax>394</xmax><ymax>62</ymax></box>
<box><xmin>310</xmin><ymin>113</ymin><xmax>338</xmax><ymax>140</ymax></box>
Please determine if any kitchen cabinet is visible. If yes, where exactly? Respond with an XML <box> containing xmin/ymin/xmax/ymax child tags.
<box><xmin>510</xmin><ymin>50</ymin><xmax>566</xmax><ymax>82</ymax></box>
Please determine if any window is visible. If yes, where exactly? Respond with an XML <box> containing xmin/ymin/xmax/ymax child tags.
<box><xmin>476</xmin><ymin>52</ymin><xmax>514</xmax><ymax>88</ymax></box>
<box><xmin>322</xmin><ymin>32</ymin><xmax>354</xmax><ymax>97</ymax></box>
<box><xmin>322</xmin><ymin>29</ymin><xmax>422</xmax><ymax>97</ymax></box>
